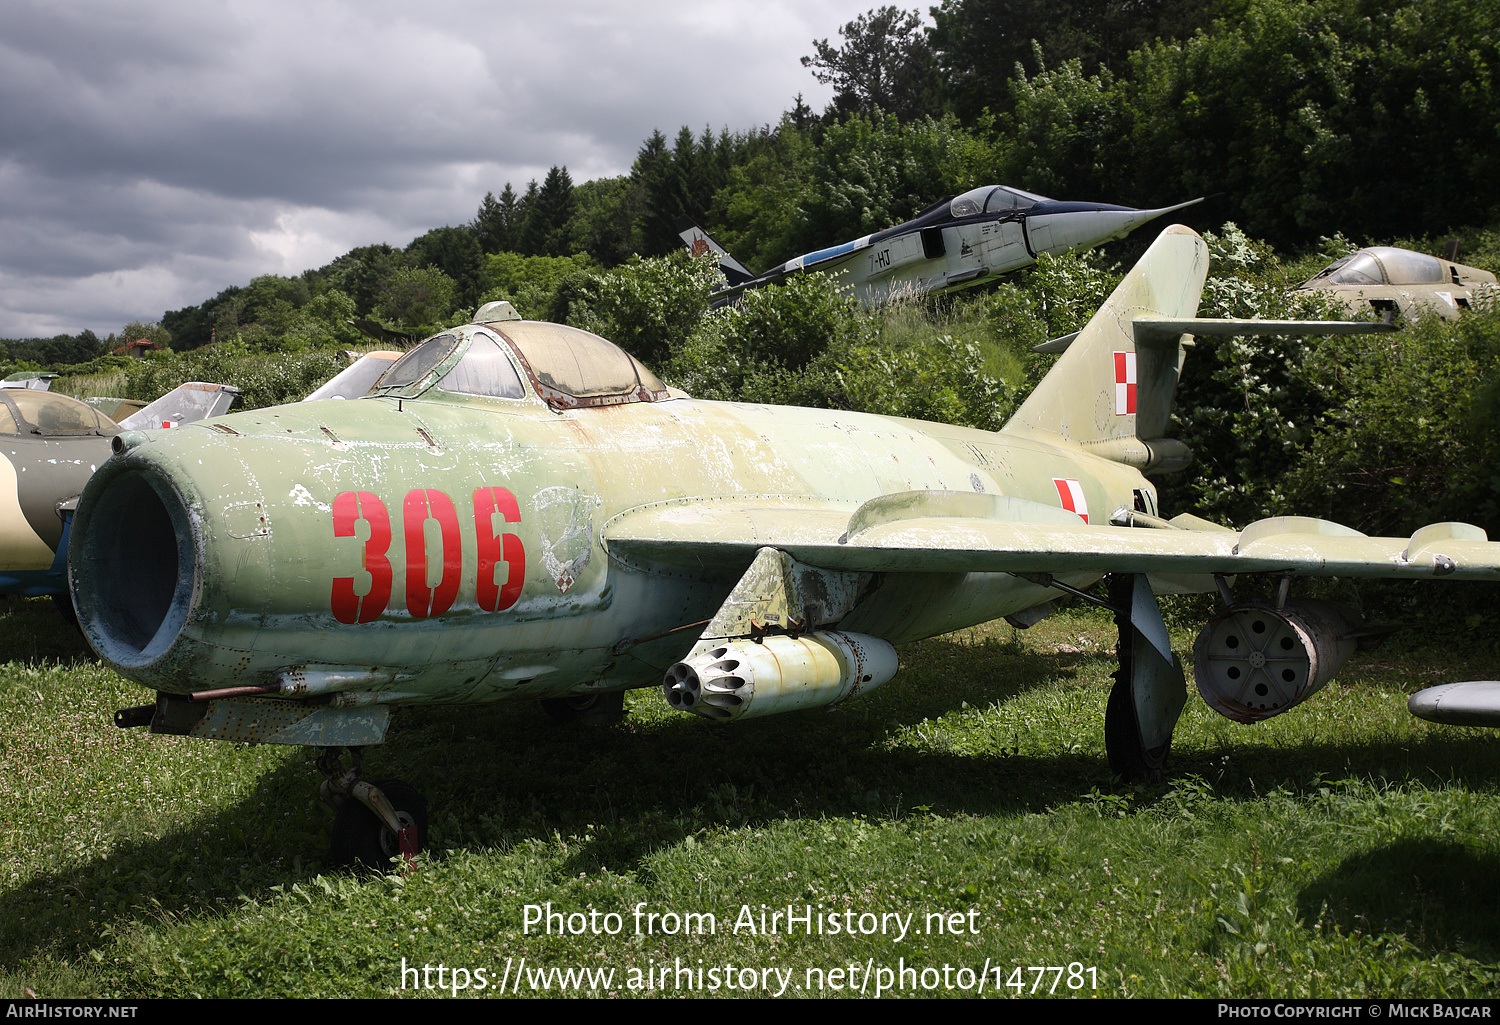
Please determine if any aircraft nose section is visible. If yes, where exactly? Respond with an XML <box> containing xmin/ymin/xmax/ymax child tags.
<box><xmin>1028</xmin><ymin>197</ymin><xmax>1205</xmax><ymax>253</ymax></box>
<box><xmin>69</xmin><ymin>442</ymin><xmax>199</xmax><ymax>670</ymax></box>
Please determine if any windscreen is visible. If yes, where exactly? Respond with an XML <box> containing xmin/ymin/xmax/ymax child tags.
<box><xmin>949</xmin><ymin>186</ymin><xmax>996</xmax><ymax>218</ymax></box>
<box><xmin>1316</xmin><ymin>252</ymin><xmax>1384</xmax><ymax>286</ymax></box>
<box><xmin>379</xmin><ymin>334</ymin><xmax>460</xmax><ymax>390</ymax></box>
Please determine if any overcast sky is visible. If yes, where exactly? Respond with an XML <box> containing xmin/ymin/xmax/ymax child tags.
<box><xmin>0</xmin><ymin>0</ymin><xmax>884</xmax><ymax>338</ymax></box>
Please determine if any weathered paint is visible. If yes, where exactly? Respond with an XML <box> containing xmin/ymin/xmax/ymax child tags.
<box><xmin>67</xmin><ymin>225</ymin><xmax>1500</xmax><ymax>741</ymax></box>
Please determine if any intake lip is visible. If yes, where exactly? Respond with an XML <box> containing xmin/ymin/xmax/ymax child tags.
<box><xmin>69</xmin><ymin>453</ymin><xmax>198</xmax><ymax>670</ymax></box>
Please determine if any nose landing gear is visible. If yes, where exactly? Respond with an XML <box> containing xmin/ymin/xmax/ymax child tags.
<box><xmin>317</xmin><ymin>748</ymin><xmax>428</xmax><ymax>871</ymax></box>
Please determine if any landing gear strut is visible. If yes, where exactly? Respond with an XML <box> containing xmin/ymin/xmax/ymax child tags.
<box><xmin>317</xmin><ymin>748</ymin><xmax>427</xmax><ymax>870</ymax></box>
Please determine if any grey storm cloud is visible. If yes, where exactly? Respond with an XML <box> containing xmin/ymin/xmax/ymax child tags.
<box><xmin>0</xmin><ymin>0</ymin><xmax>878</xmax><ymax>337</ymax></box>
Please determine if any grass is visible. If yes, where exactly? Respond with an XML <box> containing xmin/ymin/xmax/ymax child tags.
<box><xmin>0</xmin><ymin>596</ymin><xmax>1496</xmax><ymax>998</ymax></box>
<box><xmin>51</xmin><ymin>372</ymin><xmax>130</xmax><ymax>401</ymax></box>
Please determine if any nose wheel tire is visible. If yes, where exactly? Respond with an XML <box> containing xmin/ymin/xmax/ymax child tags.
<box><xmin>330</xmin><ymin>777</ymin><xmax>428</xmax><ymax>871</ymax></box>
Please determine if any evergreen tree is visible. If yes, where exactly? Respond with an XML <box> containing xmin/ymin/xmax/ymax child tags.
<box><xmin>517</xmin><ymin>166</ymin><xmax>577</xmax><ymax>257</ymax></box>
<box><xmin>632</xmin><ymin>130</ymin><xmax>682</xmax><ymax>256</ymax></box>
<box><xmin>802</xmin><ymin>6</ymin><xmax>941</xmax><ymax>121</ymax></box>
<box><xmin>516</xmin><ymin>179</ymin><xmax>543</xmax><ymax>255</ymax></box>
<box><xmin>472</xmin><ymin>190</ymin><xmax>507</xmax><ymax>254</ymax></box>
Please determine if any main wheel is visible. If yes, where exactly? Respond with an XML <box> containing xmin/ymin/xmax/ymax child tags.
<box><xmin>1105</xmin><ymin>574</ymin><xmax>1168</xmax><ymax>783</ymax></box>
<box><xmin>330</xmin><ymin>778</ymin><xmax>428</xmax><ymax>871</ymax></box>
<box><xmin>1106</xmin><ymin>670</ymin><xmax>1157</xmax><ymax>782</ymax></box>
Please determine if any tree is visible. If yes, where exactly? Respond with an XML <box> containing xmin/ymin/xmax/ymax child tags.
<box><xmin>802</xmin><ymin>6</ymin><xmax>941</xmax><ymax>121</ymax></box>
<box><xmin>518</xmin><ymin>167</ymin><xmax>576</xmax><ymax>258</ymax></box>
<box><xmin>929</xmin><ymin>0</ymin><xmax>1219</xmax><ymax>120</ymax></box>
<box><xmin>634</xmin><ymin>129</ymin><xmax>683</xmax><ymax>257</ymax></box>
<box><xmin>471</xmin><ymin>187</ymin><xmax>519</xmax><ymax>255</ymax></box>
<box><xmin>373</xmin><ymin>266</ymin><xmax>457</xmax><ymax>333</ymax></box>
<box><xmin>798</xmin><ymin>111</ymin><xmax>998</xmax><ymax>250</ymax></box>
<box><xmin>565</xmin><ymin>176</ymin><xmax>644</xmax><ymax>266</ymax></box>
<box><xmin>988</xmin><ymin>0</ymin><xmax>1500</xmax><ymax>246</ymax></box>
<box><xmin>406</xmin><ymin>225</ymin><xmax>484</xmax><ymax>309</ymax></box>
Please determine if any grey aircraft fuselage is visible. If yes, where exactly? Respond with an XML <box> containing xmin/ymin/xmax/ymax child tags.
<box><xmin>685</xmin><ymin>185</ymin><xmax>1202</xmax><ymax>306</ymax></box>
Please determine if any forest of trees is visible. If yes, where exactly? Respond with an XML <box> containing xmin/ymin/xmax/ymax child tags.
<box><xmin>6</xmin><ymin>0</ymin><xmax>1497</xmax><ymax>361</ymax></box>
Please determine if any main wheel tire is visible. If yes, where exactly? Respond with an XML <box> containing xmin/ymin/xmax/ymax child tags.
<box><xmin>1105</xmin><ymin>668</ymin><xmax>1169</xmax><ymax>783</ymax></box>
<box><xmin>1105</xmin><ymin>573</ymin><xmax>1169</xmax><ymax>783</ymax></box>
<box><xmin>330</xmin><ymin>778</ymin><xmax>428</xmax><ymax>871</ymax></box>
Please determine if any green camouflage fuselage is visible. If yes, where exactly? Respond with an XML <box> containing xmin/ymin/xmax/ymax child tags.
<box><xmin>73</xmin><ymin>383</ymin><xmax>1149</xmax><ymax>705</ymax></box>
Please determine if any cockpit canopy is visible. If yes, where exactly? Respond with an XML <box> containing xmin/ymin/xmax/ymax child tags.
<box><xmin>1307</xmin><ymin>247</ymin><xmax>1447</xmax><ymax>287</ymax></box>
<box><xmin>948</xmin><ymin>185</ymin><xmax>1051</xmax><ymax>219</ymax></box>
<box><xmin>493</xmin><ymin>322</ymin><xmax>668</xmax><ymax>408</ymax></box>
<box><xmin>0</xmin><ymin>390</ymin><xmax>120</xmax><ymax>437</ymax></box>
<box><xmin>376</xmin><ymin>321</ymin><xmax>669</xmax><ymax>410</ymax></box>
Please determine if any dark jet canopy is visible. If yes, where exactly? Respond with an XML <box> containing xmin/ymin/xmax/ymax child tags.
<box><xmin>1305</xmin><ymin>247</ymin><xmax>1450</xmax><ymax>287</ymax></box>
<box><xmin>0</xmin><ymin>390</ymin><xmax>120</xmax><ymax>437</ymax></box>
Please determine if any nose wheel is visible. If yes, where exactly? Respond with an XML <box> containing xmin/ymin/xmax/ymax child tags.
<box><xmin>317</xmin><ymin>748</ymin><xmax>428</xmax><ymax>871</ymax></box>
<box><xmin>330</xmin><ymin>777</ymin><xmax>428</xmax><ymax>871</ymax></box>
<box><xmin>540</xmin><ymin>690</ymin><xmax>626</xmax><ymax>725</ymax></box>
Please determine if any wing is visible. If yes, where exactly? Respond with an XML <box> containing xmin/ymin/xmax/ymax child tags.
<box><xmin>604</xmin><ymin>489</ymin><xmax>1500</xmax><ymax>581</ymax></box>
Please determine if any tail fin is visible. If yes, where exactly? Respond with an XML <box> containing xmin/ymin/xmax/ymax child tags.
<box><xmin>674</xmin><ymin>215</ymin><xmax>753</xmax><ymax>286</ymax></box>
<box><xmin>118</xmin><ymin>382</ymin><xmax>240</xmax><ymax>430</ymax></box>
<box><xmin>1003</xmin><ymin>224</ymin><xmax>1397</xmax><ymax>474</ymax></box>
<box><xmin>1003</xmin><ymin>224</ymin><xmax>1207</xmax><ymax>473</ymax></box>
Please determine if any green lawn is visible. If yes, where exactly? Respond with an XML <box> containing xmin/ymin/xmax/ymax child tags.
<box><xmin>0</xmin><ymin>595</ymin><xmax>1495</xmax><ymax>998</ymax></box>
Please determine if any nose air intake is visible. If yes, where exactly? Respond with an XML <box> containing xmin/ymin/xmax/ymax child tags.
<box><xmin>70</xmin><ymin>465</ymin><xmax>196</xmax><ymax>666</ymax></box>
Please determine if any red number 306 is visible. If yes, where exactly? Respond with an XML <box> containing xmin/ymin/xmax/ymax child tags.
<box><xmin>330</xmin><ymin>487</ymin><xmax>525</xmax><ymax>624</ymax></box>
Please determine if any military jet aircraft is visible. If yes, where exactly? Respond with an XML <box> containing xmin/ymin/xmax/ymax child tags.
<box><xmin>78</xmin><ymin>225</ymin><xmax>1500</xmax><ymax>869</ymax></box>
<box><xmin>678</xmin><ymin>187</ymin><xmax>1203</xmax><ymax>306</ymax></box>
<box><xmin>1295</xmin><ymin>246</ymin><xmax>1496</xmax><ymax>321</ymax></box>
<box><xmin>0</xmin><ymin>383</ymin><xmax>237</xmax><ymax>608</ymax></box>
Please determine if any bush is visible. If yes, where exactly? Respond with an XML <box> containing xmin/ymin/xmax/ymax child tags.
<box><xmin>566</xmin><ymin>251</ymin><xmax>719</xmax><ymax>366</ymax></box>
<box><xmin>124</xmin><ymin>343</ymin><xmax>348</xmax><ymax>411</ymax></box>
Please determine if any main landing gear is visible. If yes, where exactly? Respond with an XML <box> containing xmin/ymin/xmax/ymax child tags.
<box><xmin>1104</xmin><ymin>574</ymin><xmax>1188</xmax><ymax>783</ymax></box>
<box><xmin>317</xmin><ymin>747</ymin><xmax>428</xmax><ymax>871</ymax></box>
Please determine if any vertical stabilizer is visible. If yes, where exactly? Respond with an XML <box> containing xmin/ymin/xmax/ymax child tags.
<box><xmin>675</xmin><ymin>215</ymin><xmax>754</xmax><ymax>286</ymax></box>
<box><xmin>1003</xmin><ymin>224</ymin><xmax>1208</xmax><ymax>473</ymax></box>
